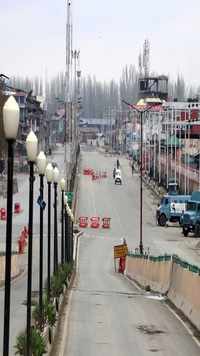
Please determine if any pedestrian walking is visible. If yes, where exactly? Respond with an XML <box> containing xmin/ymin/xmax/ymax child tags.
<box><xmin>117</xmin><ymin>159</ymin><xmax>120</xmax><ymax>169</ymax></box>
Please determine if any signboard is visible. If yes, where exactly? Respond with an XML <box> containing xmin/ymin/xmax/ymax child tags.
<box><xmin>37</xmin><ymin>196</ymin><xmax>46</xmax><ymax>210</ymax></box>
<box><xmin>113</xmin><ymin>244</ymin><xmax>128</xmax><ymax>259</ymax></box>
<box><xmin>66</xmin><ymin>192</ymin><xmax>73</xmax><ymax>203</ymax></box>
<box><xmin>170</xmin><ymin>202</ymin><xmax>186</xmax><ymax>214</ymax></box>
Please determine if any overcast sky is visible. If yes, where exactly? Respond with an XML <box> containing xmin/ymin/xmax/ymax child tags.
<box><xmin>1</xmin><ymin>0</ymin><xmax>200</xmax><ymax>86</ymax></box>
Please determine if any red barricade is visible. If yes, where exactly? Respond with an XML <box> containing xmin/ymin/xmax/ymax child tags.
<box><xmin>79</xmin><ymin>216</ymin><xmax>88</xmax><ymax>228</ymax></box>
<box><xmin>118</xmin><ymin>257</ymin><xmax>126</xmax><ymax>274</ymax></box>
<box><xmin>24</xmin><ymin>226</ymin><xmax>28</xmax><ymax>238</ymax></box>
<box><xmin>83</xmin><ymin>168</ymin><xmax>94</xmax><ymax>176</ymax></box>
<box><xmin>102</xmin><ymin>217</ymin><xmax>111</xmax><ymax>228</ymax></box>
<box><xmin>14</xmin><ymin>202</ymin><xmax>21</xmax><ymax>214</ymax></box>
<box><xmin>18</xmin><ymin>238</ymin><xmax>23</xmax><ymax>254</ymax></box>
<box><xmin>18</xmin><ymin>233</ymin><xmax>26</xmax><ymax>254</ymax></box>
<box><xmin>83</xmin><ymin>169</ymin><xmax>89</xmax><ymax>175</ymax></box>
<box><xmin>0</xmin><ymin>208</ymin><xmax>7</xmax><ymax>221</ymax></box>
<box><xmin>90</xmin><ymin>217</ymin><xmax>100</xmax><ymax>228</ymax></box>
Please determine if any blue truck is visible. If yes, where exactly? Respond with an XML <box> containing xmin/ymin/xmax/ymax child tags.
<box><xmin>156</xmin><ymin>194</ymin><xmax>191</xmax><ymax>226</ymax></box>
<box><xmin>182</xmin><ymin>191</ymin><xmax>200</xmax><ymax>237</ymax></box>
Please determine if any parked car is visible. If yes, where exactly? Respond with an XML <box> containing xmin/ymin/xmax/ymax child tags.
<box><xmin>156</xmin><ymin>194</ymin><xmax>190</xmax><ymax>226</ymax></box>
<box><xmin>182</xmin><ymin>191</ymin><xmax>200</xmax><ymax>237</ymax></box>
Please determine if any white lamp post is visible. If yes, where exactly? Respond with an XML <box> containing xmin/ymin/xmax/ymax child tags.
<box><xmin>46</xmin><ymin>163</ymin><xmax>54</xmax><ymax>183</ymax></box>
<box><xmin>45</xmin><ymin>163</ymin><xmax>53</xmax><ymax>300</ymax></box>
<box><xmin>37</xmin><ymin>151</ymin><xmax>47</xmax><ymax>324</ymax></box>
<box><xmin>3</xmin><ymin>96</ymin><xmax>20</xmax><ymax>356</ymax></box>
<box><xmin>53</xmin><ymin>167</ymin><xmax>59</xmax><ymax>272</ymax></box>
<box><xmin>60</xmin><ymin>178</ymin><xmax>66</xmax><ymax>264</ymax></box>
<box><xmin>64</xmin><ymin>194</ymin><xmax>69</xmax><ymax>262</ymax></box>
<box><xmin>37</xmin><ymin>151</ymin><xmax>47</xmax><ymax>175</ymax></box>
<box><xmin>26</xmin><ymin>130</ymin><xmax>38</xmax><ymax>162</ymax></box>
<box><xmin>25</xmin><ymin>130</ymin><xmax>38</xmax><ymax>355</ymax></box>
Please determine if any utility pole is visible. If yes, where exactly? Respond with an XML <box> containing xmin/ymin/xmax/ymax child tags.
<box><xmin>65</xmin><ymin>0</ymin><xmax>73</xmax><ymax>184</ymax></box>
<box><xmin>72</xmin><ymin>50</ymin><xmax>80</xmax><ymax>158</ymax></box>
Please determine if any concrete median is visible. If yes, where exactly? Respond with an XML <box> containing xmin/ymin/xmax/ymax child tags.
<box><xmin>126</xmin><ymin>255</ymin><xmax>172</xmax><ymax>294</ymax></box>
<box><xmin>168</xmin><ymin>263</ymin><xmax>200</xmax><ymax>330</ymax></box>
<box><xmin>126</xmin><ymin>253</ymin><xmax>200</xmax><ymax>330</ymax></box>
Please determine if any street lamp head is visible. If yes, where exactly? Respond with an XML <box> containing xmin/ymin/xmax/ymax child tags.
<box><xmin>26</xmin><ymin>130</ymin><xmax>38</xmax><ymax>162</ymax></box>
<box><xmin>60</xmin><ymin>178</ymin><xmax>66</xmax><ymax>191</ymax></box>
<box><xmin>3</xmin><ymin>95</ymin><xmax>20</xmax><ymax>140</ymax></box>
<box><xmin>37</xmin><ymin>151</ymin><xmax>47</xmax><ymax>175</ymax></box>
<box><xmin>45</xmin><ymin>163</ymin><xmax>54</xmax><ymax>182</ymax></box>
<box><xmin>53</xmin><ymin>167</ymin><xmax>59</xmax><ymax>183</ymax></box>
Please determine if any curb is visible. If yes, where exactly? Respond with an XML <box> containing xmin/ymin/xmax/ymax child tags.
<box><xmin>49</xmin><ymin>231</ymin><xmax>83</xmax><ymax>356</ymax></box>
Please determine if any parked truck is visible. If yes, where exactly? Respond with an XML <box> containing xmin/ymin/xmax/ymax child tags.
<box><xmin>182</xmin><ymin>191</ymin><xmax>200</xmax><ymax>237</ymax></box>
<box><xmin>156</xmin><ymin>194</ymin><xmax>190</xmax><ymax>226</ymax></box>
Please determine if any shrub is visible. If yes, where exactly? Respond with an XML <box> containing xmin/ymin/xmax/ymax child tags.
<box><xmin>15</xmin><ymin>328</ymin><xmax>47</xmax><ymax>355</ymax></box>
<box><xmin>33</xmin><ymin>297</ymin><xmax>56</xmax><ymax>329</ymax></box>
<box><xmin>50</xmin><ymin>262</ymin><xmax>73</xmax><ymax>298</ymax></box>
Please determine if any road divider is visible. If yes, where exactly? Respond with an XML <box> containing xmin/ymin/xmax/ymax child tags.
<box><xmin>126</xmin><ymin>253</ymin><xmax>200</xmax><ymax>331</ymax></box>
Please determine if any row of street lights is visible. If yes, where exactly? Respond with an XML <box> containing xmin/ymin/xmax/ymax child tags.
<box><xmin>2</xmin><ymin>95</ymin><xmax>74</xmax><ymax>356</ymax></box>
<box><xmin>26</xmin><ymin>132</ymin><xmax>74</xmax><ymax>355</ymax></box>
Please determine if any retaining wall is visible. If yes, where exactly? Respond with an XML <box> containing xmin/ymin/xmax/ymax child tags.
<box><xmin>0</xmin><ymin>254</ymin><xmax>20</xmax><ymax>282</ymax></box>
<box><xmin>126</xmin><ymin>254</ymin><xmax>200</xmax><ymax>331</ymax></box>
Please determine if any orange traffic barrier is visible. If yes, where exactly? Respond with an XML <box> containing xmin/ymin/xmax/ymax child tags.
<box><xmin>118</xmin><ymin>256</ymin><xmax>126</xmax><ymax>274</ymax></box>
<box><xmin>79</xmin><ymin>216</ymin><xmax>88</xmax><ymax>228</ymax></box>
<box><xmin>18</xmin><ymin>238</ymin><xmax>23</xmax><ymax>254</ymax></box>
<box><xmin>83</xmin><ymin>169</ymin><xmax>90</xmax><ymax>175</ymax></box>
<box><xmin>24</xmin><ymin>226</ymin><xmax>28</xmax><ymax>238</ymax></box>
<box><xmin>83</xmin><ymin>168</ymin><xmax>94</xmax><ymax>176</ymax></box>
<box><xmin>102</xmin><ymin>217</ymin><xmax>111</xmax><ymax>228</ymax></box>
<box><xmin>0</xmin><ymin>208</ymin><xmax>7</xmax><ymax>221</ymax></box>
<box><xmin>14</xmin><ymin>202</ymin><xmax>22</xmax><ymax>214</ymax></box>
<box><xmin>90</xmin><ymin>217</ymin><xmax>100</xmax><ymax>228</ymax></box>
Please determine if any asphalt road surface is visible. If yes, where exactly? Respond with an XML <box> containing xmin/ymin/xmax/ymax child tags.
<box><xmin>64</xmin><ymin>146</ymin><xmax>200</xmax><ymax>356</ymax></box>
